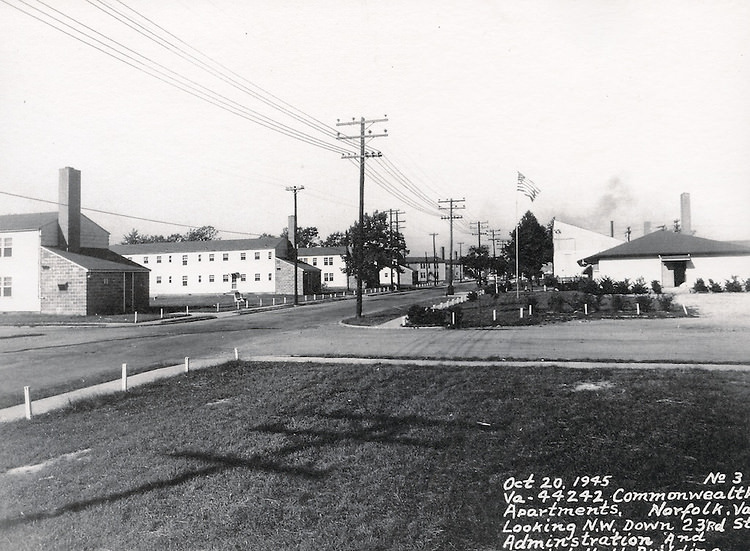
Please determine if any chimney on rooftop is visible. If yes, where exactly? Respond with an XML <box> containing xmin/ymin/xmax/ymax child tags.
<box><xmin>680</xmin><ymin>193</ymin><xmax>692</xmax><ymax>234</ymax></box>
<box><xmin>58</xmin><ymin>167</ymin><xmax>81</xmax><ymax>253</ymax></box>
<box><xmin>644</xmin><ymin>221</ymin><xmax>651</xmax><ymax>235</ymax></box>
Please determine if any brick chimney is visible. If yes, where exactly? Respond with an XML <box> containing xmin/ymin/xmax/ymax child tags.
<box><xmin>59</xmin><ymin>167</ymin><xmax>81</xmax><ymax>252</ymax></box>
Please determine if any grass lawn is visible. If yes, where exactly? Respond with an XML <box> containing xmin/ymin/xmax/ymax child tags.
<box><xmin>1</xmin><ymin>361</ymin><xmax>748</xmax><ymax>550</ymax></box>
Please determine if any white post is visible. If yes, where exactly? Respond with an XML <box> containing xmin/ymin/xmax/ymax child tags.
<box><xmin>134</xmin><ymin>311</ymin><xmax>138</xmax><ymax>324</ymax></box>
<box><xmin>520</xmin><ymin>307</ymin><xmax>524</xmax><ymax>319</ymax></box>
<box><xmin>272</xmin><ymin>298</ymin><xmax>276</xmax><ymax>306</ymax></box>
<box><xmin>493</xmin><ymin>310</ymin><xmax>497</xmax><ymax>321</ymax></box>
<box><xmin>314</xmin><ymin>294</ymin><xmax>317</xmax><ymax>300</ymax></box>
<box><xmin>260</xmin><ymin>299</ymin><xmax>263</xmax><ymax>307</ymax></box>
<box><xmin>637</xmin><ymin>302</ymin><xmax>641</xmax><ymax>315</ymax></box>
<box><xmin>245</xmin><ymin>299</ymin><xmax>248</xmax><ymax>308</ymax></box>
<box><xmin>234</xmin><ymin>347</ymin><xmax>239</xmax><ymax>361</ymax></box>
<box><xmin>216</xmin><ymin>303</ymin><xmax>220</xmax><ymax>312</ymax></box>
<box><xmin>544</xmin><ymin>285</ymin><xmax>547</xmax><ymax>292</ymax></box>
<box><xmin>304</xmin><ymin>295</ymin><xmax>307</xmax><ymax>302</ymax></box>
<box><xmin>186</xmin><ymin>305</ymin><xmax>189</xmax><ymax>315</ymax></box>
<box><xmin>451</xmin><ymin>311</ymin><xmax>456</xmax><ymax>325</ymax></box>
<box><xmin>683</xmin><ymin>304</ymin><xmax>688</xmax><ymax>315</ymax></box>
<box><xmin>160</xmin><ymin>308</ymin><xmax>164</xmax><ymax>319</ymax></box>
<box><xmin>584</xmin><ymin>303</ymin><xmax>588</xmax><ymax>315</ymax></box>
<box><xmin>121</xmin><ymin>363</ymin><xmax>128</xmax><ymax>392</ymax></box>
<box><xmin>528</xmin><ymin>305</ymin><xmax>532</xmax><ymax>316</ymax></box>
<box><xmin>284</xmin><ymin>297</ymin><xmax>287</xmax><ymax>305</ymax></box>
<box><xmin>24</xmin><ymin>386</ymin><xmax>32</xmax><ymax>420</ymax></box>
<box><xmin>184</xmin><ymin>356</ymin><xmax>190</xmax><ymax>373</ymax></box>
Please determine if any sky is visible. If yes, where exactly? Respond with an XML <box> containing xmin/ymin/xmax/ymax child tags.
<box><xmin>1</xmin><ymin>0</ymin><xmax>749</xmax><ymax>257</ymax></box>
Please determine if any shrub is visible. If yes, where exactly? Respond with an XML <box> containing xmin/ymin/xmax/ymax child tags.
<box><xmin>524</xmin><ymin>293</ymin><xmax>538</xmax><ymax>311</ymax></box>
<box><xmin>577</xmin><ymin>278</ymin><xmax>600</xmax><ymax>295</ymax></box>
<box><xmin>611</xmin><ymin>294</ymin><xmax>625</xmax><ymax>311</ymax></box>
<box><xmin>543</xmin><ymin>275</ymin><xmax>559</xmax><ymax>288</ymax></box>
<box><xmin>724</xmin><ymin>276</ymin><xmax>743</xmax><ymax>293</ymax></box>
<box><xmin>467</xmin><ymin>291</ymin><xmax>478</xmax><ymax>302</ymax></box>
<box><xmin>635</xmin><ymin>295</ymin><xmax>653</xmax><ymax>313</ymax></box>
<box><xmin>708</xmin><ymin>279</ymin><xmax>723</xmax><ymax>293</ymax></box>
<box><xmin>693</xmin><ymin>278</ymin><xmax>708</xmax><ymax>293</ymax></box>
<box><xmin>406</xmin><ymin>305</ymin><xmax>446</xmax><ymax>326</ymax></box>
<box><xmin>548</xmin><ymin>292</ymin><xmax>566</xmax><ymax>313</ymax></box>
<box><xmin>598</xmin><ymin>276</ymin><xmax>615</xmax><ymax>295</ymax></box>
<box><xmin>651</xmin><ymin>280</ymin><xmax>662</xmax><ymax>294</ymax></box>
<box><xmin>631</xmin><ymin>277</ymin><xmax>649</xmax><ymax>295</ymax></box>
<box><xmin>614</xmin><ymin>279</ymin><xmax>631</xmax><ymax>295</ymax></box>
<box><xmin>657</xmin><ymin>294</ymin><xmax>674</xmax><ymax>311</ymax></box>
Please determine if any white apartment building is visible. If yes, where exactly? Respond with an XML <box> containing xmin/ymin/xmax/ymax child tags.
<box><xmin>113</xmin><ymin>237</ymin><xmax>321</xmax><ymax>297</ymax></box>
<box><xmin>297</xmin><ymin>246</ymin><xmax>353</xmax><ymax>290</ymax></box>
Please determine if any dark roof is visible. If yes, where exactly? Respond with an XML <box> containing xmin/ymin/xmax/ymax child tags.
<box><xmin>276</xmin><ymin>257</ymin><xmax>321</xmax><ymax>272</ymax></box>
<box><xmin>582</xmin><ymin>231</ymin><xmax>750</xmax><ymax>264</ymax></box>
<box><xmin>298</xmin><ymin>246</ymin><xmax>348</xmax><ymax>256</ymax></box>
<box><xmin>111</xmin><ymin>237</ymin><xmax>289</xmax><ymax>255</ymax></box>
<box><xmin>44</xmin><ymin>247</ymin><xmax>150</xmax><ymax>272</ymax></box>
<box><xmin>0</xmin><ymin>212</ymin><xmax>59</xmax><ymax>231</ymax></box>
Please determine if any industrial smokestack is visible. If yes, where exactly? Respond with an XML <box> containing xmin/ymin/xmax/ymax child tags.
<box><xmin>440</xmin><ymin>246</ymin><xmax>445</xmax><ymax>260</ymax></box>
<box><xmin>680</xmin><ymin>193</ymin><xmax>692</xmax><ymax>234</ymax></box>
<box><xmin>610</xmin><ymin>221</ymin><xmax>614</xmax><ymax>238</ymax></box>
<box><xmin>58</xmin><ymin>167</ymin><xmax>81</xmax><ymax>253</ymax></box>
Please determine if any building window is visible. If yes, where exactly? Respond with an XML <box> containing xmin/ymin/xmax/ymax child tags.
<box><xmin>324</xmin><ymin>257</ymin><xmax>333</xmax><ymax>266</ymax></box>
<box><xmin>1</xmin><ymin>238</ymin><xmax>12</xmax><ymax>257</ymax></box>
<box><xmin>209</xmin><ymin>254</ymin><xmax>215</xmax><ymax>262</ymax></box>
<box><xmin>240</xmin><ymin>273</ymin><xmax>246</xmax><ymax>281</ymax></box>
<box><xmin>324</xmin><ymin>272</ymin><xmax>334</xmax><ymax>282</ymax></box>
<box><xmin>156</xmin><ymin>276</ymin><xmax>162</xmax><ymax>284</ymax></box>
<box><xmin>143</xmin><ymin>256</ymin><xmax>149</xmax><ymax>264</ymax></box>
<box><xmin>168</xmin><ymin>255</ymin><xmax>172</xmax><ymax>263</ymax></box>
<box><xmin>198</xmin><ymin>275</ymin><xmax>202</xmax><ymax>283</ymax></box>
<box><xmin>103</xmin><ymin>278</ymin><xmax>109</xmax><ymax>285</ymax></box>
<box><xmin>312</xmin><ymin>258</ymin><xmax>318</xmax><ymax>266</ymax></box>
<box><xmin>268</xmin><ymin>273</ymin><xmax>272</xmax><ymax>281</ymax></box>
<box><xmin>182</xmin><ymin>275</ymin><xmax>188</xmax><ymax>286</ymax></box>
<box><xmin>268</xmin><ymin>251</ymin><xmax>272</xmax><ymax>259</ymax></box>
<box><xmin>254</xmin><ymin>252</ymin><xmax>260</xmax><ymax>260</ymax></box>
<box><xmin>168</xmin><ymin>276</ymin><xmax>172</xmax><ymax>283</ymax></box>
<box><xmin>156</xmin><ymin>256</ymin><xmax>162</xmax><ymax>264</ymax></box>
<box><xmin>223</xmin><ymin>274</ymin><xmax>229</xmax><ymax>283</ymax></box>
<box><xmin>240</xmin><ymin>252</ymin><xmax>246</xmax><ymax>260</ymax></box>
<box><xmin>182</xmin><ymin>255</ymin><xmax>188</xmax><ymax>265</ymax></box>
<box><xmin>223</xmin><ymin>253</ymin><xmax>229</xmax><ymax>261</ymax></box>
<box><xmin>254</xmin><ymin>273</ymin><xmax>261</xmax><ymax>281</ymax></box>
<box><xmin>198</xmin><ymin>254</ymin><xmax>202</xmax><ymax>262</ymax></box>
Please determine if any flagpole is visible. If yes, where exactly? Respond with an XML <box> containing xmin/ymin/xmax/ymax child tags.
<box><xmin>515</xmin><ymin>172</ymin><xmax>520</xmax><ymax>299</ymax></box>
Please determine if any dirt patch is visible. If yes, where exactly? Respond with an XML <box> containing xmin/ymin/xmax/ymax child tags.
<box><xmin>674</xmin><ymin>292</ymin><xmax>750</xmax><ymax>327</ymax></box>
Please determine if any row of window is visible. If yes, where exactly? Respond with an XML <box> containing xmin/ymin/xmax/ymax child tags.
<box><xmin>323</xmin><ymin>272</ymin><xmax>335</xmax><ymax>282</ymax></box>
<box><xmin>138</xmin><ymin>251</ymin><xmax>273</xmax><ymax>265</ymax></box>
<box><xmin>0</xmin><ymin>238</ymin><xmax>12</xmax><ymax>258</ymax></box>
<box><xmin>155</xmin><ymin>273</ymin><xmax>273</xmax><ymax>285</ymax></box>
<box><xmin>304</xmin><ymin>256</ymin><xmax>335</xmax><ymax>266</ymax></box>
<box><xmin>1</xmin><ymin>276</ymin><xmax>10</xmax><ymax>297</ymax></box>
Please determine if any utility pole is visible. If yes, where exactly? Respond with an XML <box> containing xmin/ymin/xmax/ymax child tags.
<box><xmin>488</xmin><ymin>228</ymin><xmax>504</xmax><ymax>294</ymax></box>
<box><xmin>285</xmin><ymin>185</ymin><xmax>304</xmax><ymax>305</ymax></box>
<box><xmin>429</xmin><ymin>233</ymin><xmax>439</xmax><ymax>286</ymax></box>
<box><xmin>336</xmin><ymin>116</ymin><xmax>388</xmax><ymax>318</ymax></box>
<box><xmin>439</xmin><ymin>198</ymin><xmax>465</xmax><ymax>295</ymax></box>
<box><xmin>387</xmin><ymin>209</ymin><xmax>405</xmax><ymax>290</ymax></box>
<box><xmin>457</xmin><ymin>241</ymin><xmax>465</xmax><ymax>282</ymax></box>
<box><xmin>470</xmin><ymin>221</ymin><xmax>488</xmax><ymax>284</ymax></box>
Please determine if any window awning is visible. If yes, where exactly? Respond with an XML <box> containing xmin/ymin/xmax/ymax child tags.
<box><xmin>659</xmin><ymin>254</ymin><xmax>691</xmax><ymax>262</ymax></box>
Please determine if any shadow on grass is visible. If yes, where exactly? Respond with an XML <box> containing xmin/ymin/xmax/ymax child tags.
<box><xmin>0</xmin><ymin>447</ymin><xmax>330</xmax><ymax>530</ymax></box>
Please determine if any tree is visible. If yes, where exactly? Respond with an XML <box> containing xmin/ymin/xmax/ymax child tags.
<box><xmin>502</xmin><ymin>211</ymin><xmax>552</xmax><ymax>281</ymax></box>
<box><xmin>120</xmin><ymin>225</ymin><xmax>220</xmax><ymax>244</ymax></box>
<box><xmin>321</xmin><ymin>231</ymin><xmax>348</xmax><ymax>247</ymax></box>
<box><xmin>460</xmin><ymin>245</ymin><xmax>491</xmax><ymax>284</ymax></box>
<box><xmin>343</xmin><ymin>211</ymin><xmax>408</xmax><ymax>288</ymax></box>
<box><xmin>281</xmin><ymin>226</ymin><xmax>320</xmax><ymax>248</ymax></box>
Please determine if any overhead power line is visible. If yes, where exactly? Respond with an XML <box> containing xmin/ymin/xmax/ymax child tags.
<box><xmin>0</xmin><ymin>189</ymin><xmax>260</xmax><ymax>236</ymax></box>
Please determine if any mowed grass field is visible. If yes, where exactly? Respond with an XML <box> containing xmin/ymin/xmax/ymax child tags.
<box><xmin>1</xmin><ymin>361</ymin><xmax>749</xmax><ymax>550</ymax></box>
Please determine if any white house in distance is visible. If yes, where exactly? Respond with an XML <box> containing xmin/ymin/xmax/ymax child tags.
<box><xmin>379</xmin><ymin>264</ymin><xmax>416</xmax><ymax>288</ymax></box>
<box><xmin>297</xmin><ymin>246</ymin><xmax>353</xmax><ymax>290</ymax></box>
<box><xmin>553</xmin><ymin>219</ymin><xmax>623</xmax><ymax>280</ymax></box>
<box><xmin>112</xmin><ymin>238</ymin><xmax>321</xmax><ymax>297</ymax></box>
<box><xmin>580</xmin><ymin>230</ymin><xmax>750</xmax><ymax>289</ymax></box>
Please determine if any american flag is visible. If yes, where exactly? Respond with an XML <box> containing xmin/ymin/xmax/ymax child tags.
<box><xmin>517</xmin><ymin>172</ymin><xmax>541</xmax><ymax>202</ymax></box>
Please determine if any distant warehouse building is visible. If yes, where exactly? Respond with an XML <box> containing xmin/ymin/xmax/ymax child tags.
<box><xmin>112</xmin><ymin>238</ymin><xmax>321</xmax><ymax>297</ymax></box>
<box><xmin>0</xmin><ymin>167</ymin><xmax>149</xmax><ymax>315</ymax></box>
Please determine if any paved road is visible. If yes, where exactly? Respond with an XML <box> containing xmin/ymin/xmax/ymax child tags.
<box><xmin>1</xmin><ymin>285</ymin><xmax>749</xmax><ymax>409</ymax></box>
